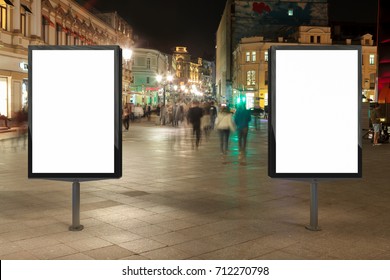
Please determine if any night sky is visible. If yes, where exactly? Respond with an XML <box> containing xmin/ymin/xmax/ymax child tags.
<box><xmin>82</xmin><ymin>0</ymin><xmax>378</xmax><ymax>59</ymax></box>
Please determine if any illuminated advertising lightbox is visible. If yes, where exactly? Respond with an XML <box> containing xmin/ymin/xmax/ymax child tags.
<box><xmin>28</xmin><ymin>46</ymin><xmax>122</xmax><ymax>179</ymax></box>
<box><xmin>268</xmin><ymin>46</ymin><xmax>362</xmax><ymax>178</ymax></box>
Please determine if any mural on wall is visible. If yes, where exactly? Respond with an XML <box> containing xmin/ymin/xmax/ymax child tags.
<box><xmin>232</xmin><ymin>0</ymin><xmax>328</xmax><ymax>48</ymax></box>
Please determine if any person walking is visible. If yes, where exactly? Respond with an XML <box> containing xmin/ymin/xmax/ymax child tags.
<box><xmin>370</xmin><ymin>103</ymin><xmax>382</xmax><ymax>146</ymax></box>
<box><xmin>187</xmin><ymin>100</ymin><xmax>204</xmax><ymax>149</ymax></box>
<box><xmin>122</xmin><ymin>104</ymin><xmax>130</xmax><ymax>131</ymax></box>
<box><xmin>234</xmin><ymin>103</ymin><xmax>251</xmax><ymax>162</ymax></box>
<box><xmin>215</xmin><ymin>106</ymin><xmax>235</xmax><ymax>161</ymax></box>
<box><xmin>209</xmin><ymin>101</ymin><xmax>218</xmax><ymax>129</ymax></box>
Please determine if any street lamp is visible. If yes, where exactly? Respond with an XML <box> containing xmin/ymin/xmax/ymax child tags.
<box><xmin>156</xmin><ymin>74</ymin><xmax>173</xmax><ymax>105</ymax></box>
<box><xmin>122</xmin><ymin>48</ymin><xmax>133</xmax><ymax>62</ymax></box>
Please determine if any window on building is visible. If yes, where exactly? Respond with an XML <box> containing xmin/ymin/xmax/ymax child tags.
<box><xmin>246</xmin><ymin>52</ymin><xmax>250</xmax><ymax>62</ymax></box>
<box><xmin>56</xmin><ymin>24</ymin><xmax>62</xmax><ymax>45</ymax></box>
<box><xmin>288</xmin><ymin>9</ymin><xmax>293</xmax><ymax>16</ymax></box>
<box><xmin>247</xmin><ymin>70</ymin><xmax>256</xmax><ymax>86</ymax></box>
<box><xmin>265</xmin><ymin>70</ymin><xmax>268</xmax><ymax>85</ymax></box>
<box><xmin>66</xmin><ymin>33</ymin><xmax>71</xmax><ymax>45</ymax></box>
<box><xmin>362</xmin><ymin>54</ymin><xmax>364</xmax><ymax>65</ymax></box>
<box><xmin>252</xmin><ymin>51</ymin><xmax>256</xmax><ymax>62</ymax></box>
<box><xmin>0</xmin><ymin>0</ymin><xmax>7</xmax><ymax>30</ymax></box>
<box><xmin>310</xmin><ymin>36</ymin><xmax>314</xmax><ymax>43</ymax></box>
<box><xmin>264</xmin><ymin>50</ymin><xmax>268</xmax><ymax>62</ymax></box>
<box><xmin>21</xmin><ymin>13</ymin><xmax>27</xmax><ymax>36</ymax></box>
<box><xmin>146</xmin><ymin>58</ymin><xmax>151</xmax><ymax>69</ymax></box>
<box><xmin>370</xmin><ymin>73</ymin><xmax>376</xmax><ymax>89</ymax></box>
<box><xmin>317</xmin><ymin>36</ymin><xmax>321</xmax><ymax>43</ymax></box>
<box><xmin>365</xmin><ymin>39</ymin><xmax>370</xmax><ymax>45</ymax></box>
<box><xmin>42</xmin><ymin>17</ymin><xmax>51</xmax><ymax>43</ymax></box>
<box><xmin>369</xmin><ymin>54</ymin><xmax>375</xmax><ymax>65</ymax></box>
<box><xmin>146</xmin><ymin>77</ymin><xmax>150</xmax><ymax>84</ymax></box>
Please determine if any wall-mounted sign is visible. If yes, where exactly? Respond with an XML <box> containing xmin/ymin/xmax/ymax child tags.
<box><xmin>28</xmin><ymin>46</ymin><xmax>122</xmax><ymax>179</ymax></box>
<box><xmin>268</xmin><ymin>45</ymin><xmax>362</xmax><ymax>178</ymax></box>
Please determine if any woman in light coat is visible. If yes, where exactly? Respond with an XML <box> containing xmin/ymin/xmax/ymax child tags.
<box><xmin>215</xmin><ymin>106</ymin><xmax>235</xmax><ymax>159</ymax></box>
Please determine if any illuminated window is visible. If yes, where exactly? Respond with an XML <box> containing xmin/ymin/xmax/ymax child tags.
<box><xmin>288</xmin><ymin>9</ymin><xmax>293</xmax><ymax>16</ymax></box>
<box><xmin>0</xmin><ymin>0</ymin><xmax>7</xmax><ymax>30</ymax></box>
<box><xmin>369</xmin><ymin>54</ymin><xmax>375</xmax><ymax>65</ymax></box>
<box><xmin>252</xmin><ymin>51</ymin><xmax>256</xmax><ymax>62</ymax></box>
<box><xmin>264</xmin><ymin>51</ymin><xmax>268</xmax><ymax>62</ymax></box>
<box><xmin>246</xmin><ymin>52</ymin><xmax>250</xmax><ymax>62</ymax></box>
<box><xmin>247</xmin><ymin>70</ymin><xmax>256</xmax><ymax>86</ymax></box>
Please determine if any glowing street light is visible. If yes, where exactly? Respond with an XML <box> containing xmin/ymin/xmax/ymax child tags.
<box><xmin>156</xmin><ymin>74</ymin><xmax>173</xmax><ymax>105</ymax></box>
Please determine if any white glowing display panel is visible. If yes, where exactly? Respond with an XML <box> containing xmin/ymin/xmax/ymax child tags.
<box><xmin>268</xmin><ymin>46</ymin><xmax>362</xmax><ymax>178</ymax></box>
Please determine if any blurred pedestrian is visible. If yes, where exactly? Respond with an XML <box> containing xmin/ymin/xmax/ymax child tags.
<box><xmin>370</xmin><ymin>103</ymin><xmax>382</xmax><ymax>146</ymax></box>
<box><xmin>122</xmin><ymin>104</ymin><xmax>130</xmax><ymax>131</ymax></box>
<box><xmin>201</xmin><ymin>106</ymin><xmax>211</xmax><ymax>141</ymax></box>
<box><xmin>209</xmin><ymin>101</ymin><xmax>218</xmax><ymax>129</ymax></box>
<box><xmin>187</xmin><ymin>100</ymin><xmax>204</xmax><ymax>149</ymax></box>
<box><xmin>215</xmin><ymin>106</ymin><xmax>235</xmax><ymax>161</ymax></box>
<box><xmin>234</xmin><ymin>103</ymin><xmax>251</xmax><ymax>162</ymax></box>
<box><xmin>146</xmin><ymin>104</ymin><xmax>151</xmax><ymax>121</ymax></box>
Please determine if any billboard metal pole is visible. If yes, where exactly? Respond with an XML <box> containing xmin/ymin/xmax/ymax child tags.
<box><xmin>305</xmin><ymin>179</ymin><xmax>321</xmax><ymax>231</ymax></box>
<box><xmin>69</xmin><ymin>180</ymin><xmax>84</xmax><ymax>231</ymax></box>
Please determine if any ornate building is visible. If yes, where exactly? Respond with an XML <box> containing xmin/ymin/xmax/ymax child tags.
<box><xmin>0</xmin><ymin>0</ymin><xmax>134</xmax><ymax>120</ymax></box>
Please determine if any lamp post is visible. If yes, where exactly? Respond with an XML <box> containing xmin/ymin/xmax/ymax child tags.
<box><xmin>156</xmin><ymin>74</ymin><xmax>173</xmax><ymax>105</ymax></box>
<box><xmin>122</xmin><ymin>48</ymin><xmax>133</xmax><ymax>104</ymax></box>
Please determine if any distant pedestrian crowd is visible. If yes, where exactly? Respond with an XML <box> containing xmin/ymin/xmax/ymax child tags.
<box><xmin>123</xmin><ymin>99</ymin><xmax>255</xmax><ymax>164</ymax></box>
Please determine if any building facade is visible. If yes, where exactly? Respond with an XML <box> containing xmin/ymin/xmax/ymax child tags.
<box><xmin>0</xmin><ymin>0</ymin><xmax>133</xmax><ymax>120</ymax></box>
<box><xmin>232</xmin><ymin>27</ymin><xmax>377</xmax><ymax>109</ymax></box>
<box><xmin>216</xmin><ymin>0</ymin><xmax>329</xmax><ymax>106</ymax></box>
<box><xmin>130</xmin><ymin>48</ymin><xmax>169</xmax><ymax>106</ymax></box>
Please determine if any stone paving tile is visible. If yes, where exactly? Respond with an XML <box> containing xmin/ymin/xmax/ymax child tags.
<box><xmin>141</xmin><ymin>246</ymin><xmax>193</xmax><ymax>260</ymax></box>
<box><xmin>83</xmin><ymin>245</ymin><xmax>135</xmax><ymax>260</ymax></box>
<box><xmin>65</xmin><ymin>237</ymin><xmax>113</xmax><ymax>251</ymax></box>
<box><xmin>28</xmin><ymin>244</ymin><xmax>78</xmax><ymax>260</ymax></box>
<box><xmin>119</xmin><ymin>238</ymin><xmax>166</xmax><ymax>254</ymax></box>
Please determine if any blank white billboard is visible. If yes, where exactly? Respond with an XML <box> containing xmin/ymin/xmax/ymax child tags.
<box><xmin>268</xmin><ymin>46</ymin><xmax>362</xmax><ymax>178</ymax></box>
<box><xmin>28</xmin><ymin>46</ymin><xmax>122</xmax><ymax>179</ymax></box>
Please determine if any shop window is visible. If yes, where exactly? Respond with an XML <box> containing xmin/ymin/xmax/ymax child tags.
<box><xmin>0</xmin><ymin>77</ymin><xmax>7</xmax><ymax>117</ymax></box>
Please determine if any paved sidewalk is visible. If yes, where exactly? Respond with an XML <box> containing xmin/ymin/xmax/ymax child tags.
<box><xmin>1</xmin><ymin>119</ymin><xmax>390</xmax><ymax>260</ymax></box>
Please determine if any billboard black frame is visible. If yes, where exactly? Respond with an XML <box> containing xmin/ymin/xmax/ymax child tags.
<box><xmin>268</xmin><ymin>45</ymin><xmax>362</xmax><ymax>179</ymax></box>
<box><xmin>28</xmin><ymin>45</ymin><xmax>122</xmax><ymax>180</ymax></box>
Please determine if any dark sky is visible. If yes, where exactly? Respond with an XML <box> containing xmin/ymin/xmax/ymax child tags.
<box><xmin>86</xmin><ymin>0</ymin><xmax>377</xmax><ymax>59</ymax></box>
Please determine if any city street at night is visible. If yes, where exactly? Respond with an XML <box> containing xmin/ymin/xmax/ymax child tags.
<box><xmin>1</xmin><ymin>119</ymin><xmax>390</xmax><ymax>260</ymax></box>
